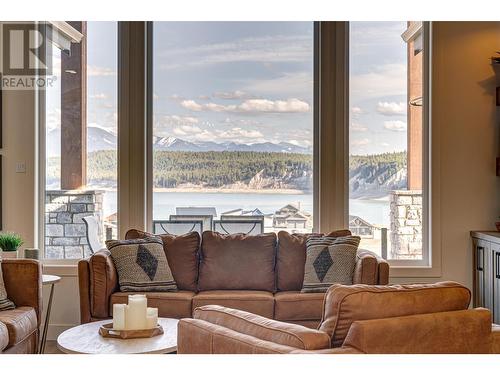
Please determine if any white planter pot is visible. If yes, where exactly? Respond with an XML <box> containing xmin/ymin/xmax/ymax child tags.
<box><xmin>0</xmin><ymin>250</ymin><xmax>18</xmax><ymax>259</ymax></box>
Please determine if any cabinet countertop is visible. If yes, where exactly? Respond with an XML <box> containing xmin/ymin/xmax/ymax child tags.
<box><xmin>470</xmin><ymin>231</ymin><xmax>500</xmax><ymax>244</ymax></box>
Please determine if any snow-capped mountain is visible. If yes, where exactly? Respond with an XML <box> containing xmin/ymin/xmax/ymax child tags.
<box><xmin>47</xmin><ymin>126</ymin><xmax>312</xmax><ymax>154</ymax></box>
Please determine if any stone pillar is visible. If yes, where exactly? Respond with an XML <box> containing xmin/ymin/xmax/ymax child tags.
<box><xmin>45</xmin><ymin>190</ymin><xmax>103</xmax><ymax>259</ymax></box>
<box><xmin>390</xmin><ymin>190</ymin><xmax>423</xmax><ymax>259</ymax></box>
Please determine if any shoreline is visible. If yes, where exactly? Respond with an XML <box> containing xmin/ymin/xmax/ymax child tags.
<box><xmin>152</xmin><ymin>187</ymin><xmax>309</xmax><ymax>194</ymax></box>
<box><xmin>77</xmin><ymin>186</ymin><xmax>391</xmax><ymax>199</ymax></box>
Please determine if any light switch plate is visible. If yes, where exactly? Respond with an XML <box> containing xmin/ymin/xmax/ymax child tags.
<box><xmin>15</xmin><ymin>162</ymin><xmax>26</xmax><ymax>173</ymax></box>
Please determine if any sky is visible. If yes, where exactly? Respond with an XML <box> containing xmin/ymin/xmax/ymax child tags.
<box><xmin>46</xmin><ymin>21</ymin><xmax>411</xmax><ymax>156</ymax></box>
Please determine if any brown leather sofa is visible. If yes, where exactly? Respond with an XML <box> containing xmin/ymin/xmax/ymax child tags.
<box><xmin>78</xmin><ymin>230</ymin><xmax>389</xmax><ymax>326</ymax></box>
<box><xmin>0</xmin><ymin>259</ymin><xmax>43</xmax><ymax>354</ymax></box>
<box><xmin>177</xmin><ymin>281</ymin><xmax>500</xmax><ymax>354</ymax></box>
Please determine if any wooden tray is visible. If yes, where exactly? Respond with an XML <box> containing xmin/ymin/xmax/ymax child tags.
<box><xmin>99</xmin><ymin>323</ymin><xmax>164</xmax><ymax>339</ymax></box>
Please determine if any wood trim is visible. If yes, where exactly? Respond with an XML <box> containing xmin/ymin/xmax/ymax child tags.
<box><xmin>318</xmin><ymin>22</ymin><xmax>349</xmax><ymax>232</ymax></box>
<box><xmin>118</xmin><ymin>22</ymin><xmax>147</xmax><ymax>237</ymax></box>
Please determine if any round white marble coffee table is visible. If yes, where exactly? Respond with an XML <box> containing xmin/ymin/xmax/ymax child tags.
<box><xmin>57</xmin><ymin>318</ymin><xmax>178</xmax><ymax>354</ymax></box>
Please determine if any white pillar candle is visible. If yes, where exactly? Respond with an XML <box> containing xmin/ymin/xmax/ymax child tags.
<box><xmin>146</xmin><ymin>307</ymin><xmax>158</xmax><ymax>329</ymax></box>
<box><xmin>112</xmin><ymin>304</ymin><xmax>126</xmax><ymax>330</ymax></box>
<box><xmin>126</xmin><ymin>295</ymin><xmax>148</xmax><ymax>330</ymax></box>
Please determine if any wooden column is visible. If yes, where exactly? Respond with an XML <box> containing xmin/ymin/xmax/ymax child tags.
<box><xmin>61</xmin><ymin>21</ymin><xmax>87</xmax><ymax>190</ymax></box>
<box><xmin>406</xmin><ymin>22</ymin><xmax>423</xmax><ymax>191</ymax></box>
<box><xmin>118</xmin><ymin>22</ymin><xmax>147</xmax><ymax>237</ymax></box>
<box><xmin>317</xmin><ymin>22</ymin><xmax>349</xmax><ymax>232</ymax></box>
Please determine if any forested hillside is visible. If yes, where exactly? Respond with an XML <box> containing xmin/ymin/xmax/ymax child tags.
<box><xmin>46</xmin><ymin>150</ymin><xmax>407</xmax><ymax>197</ymax></box>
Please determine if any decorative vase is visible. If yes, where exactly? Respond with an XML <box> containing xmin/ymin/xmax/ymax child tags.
<box><xmin>0</xmin><ymin>250</ymin><xmax>18</xmax><ymax>259</ymax></box>
<box><xmin>495</xmin><ymin>222</ymin><xmax>500</xmax><ymax>232</ymax></box>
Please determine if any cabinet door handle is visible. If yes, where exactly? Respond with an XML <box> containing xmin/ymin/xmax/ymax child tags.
<box><xmin>496</xmin><ymin>252</ymin><xmax>500</xmax><ymax>279</ymax></box>
<box><xmin>477</xmin><ymin>246</ymin><xmax>484</xmax><ymax>271</ymax></box>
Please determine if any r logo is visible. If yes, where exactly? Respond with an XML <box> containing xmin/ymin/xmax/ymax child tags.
<box><xmin>2</xmin><ymin>23</ymin><xmax>52</xmax><ymax>76</ymax></box>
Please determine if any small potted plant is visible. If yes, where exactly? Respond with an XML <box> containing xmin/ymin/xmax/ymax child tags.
<box><xmin>0</xmin><ymin>232</ymin><xmax>24</xmax><ymax>259</ymax></box>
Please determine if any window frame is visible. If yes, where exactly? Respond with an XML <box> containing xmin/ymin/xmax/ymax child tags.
<box><xmin>146</xmin><ymin>22</ymin><xmax>320</xmax><ymax>234</ymax></box>
<box><xmin>38</xmin><ymin>21</ymin><xmax>120</xmax><ymax>264</ymax></box>
<box><xmin>38</xmin><ymin>21</ymin><xmax>438</xmax><ymax>275</ymax></box>
<box><xmin>344</xmin><ymin>21</ymin><xmax>434</xmax><ymax>271</ymax></box>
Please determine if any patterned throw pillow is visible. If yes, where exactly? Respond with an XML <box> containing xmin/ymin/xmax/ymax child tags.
<box><xmin>301</xmin><ymin>235</ymin><xmax>360</xmax><ymax>293</ymax></box>
<box><xmin>107</xmin><ymin>237</ymin><xmax>177</xmax><ymax>292</ymax></box>
<box><xmin>0</xmin><ymin>261</ymin><xmax>15</xmax><ymax>311</ymax></box>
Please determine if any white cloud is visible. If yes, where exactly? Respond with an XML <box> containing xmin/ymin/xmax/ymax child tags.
<box><xmin>173</xmin><ymin>125</ymin><xmax>203</xmax><ymax>136</ymax></box>
<box><xmin>87</xmin><ymin>65</ymin><xmax>116</xmax><ymax>77</ymax></box>
<box><xmin>180</xmin><ymin>98</ymin><xmax>310</xmax><ymax>114</ymax></box>
<box><xmin>181</xmin><ymin>100</ymin><xmax>204</xmax><ymax>111</ymax></box>
<box><xmin>376</xmin><ymin>101</ymin><xmax>406</xmax><ymax>116</ymax></box>
<box><xmin>90</xmin><ymin>93</ymin><xmax>108</xmax><ymax>100</ymax></box>
<box><xmin>187</xmin><ymin>127</ymin><xmax>264</xmax><ymax>143</ymax></box>
<box><xmin>380</xmin><ymin>142</ymin><xmax>390</xmax><ymax>147</ymax></box>
<box><xmin>351</xmin><ymin>106</ymin><xmax>363</xmax><ymax>115</ymax></box>
<box><xmin>213</xmin><ymin>90</ymin><xmax>251</xmax><ymax>100</ymax></box>
<box><xmin>351</xmin><ymin>138</ymin><xmax>371</xmax><ymax>147</ymax></box>
<box><xmin>350</xmin><ymin>122</ymin><xmax>368</xmax><ymax>132</ymax></box>
<box><xmin>161</xmin><ymin>115</ymin><xmax>199</xmax><ymax>126</ymax></box>
<box><xmin>384</xmin><ymin>120</ymin><xmax>407</xmax><ymax>132</ymax></box>
<box><xmin>169</xmin><ymin>94</ymin><xmax>186</xmax><ymax>102</ymax></box>
<box><xmin>158</xmin><ymin>34</ymin><xmax>312</xmax><ymax>70</ymax></box>
<box><xmin>217</xmin><ymin>127</ymin><xmax>264</xmax><ymax>140</ymax></box>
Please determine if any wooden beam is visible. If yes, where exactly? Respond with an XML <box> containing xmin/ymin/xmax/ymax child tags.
<box><xmin>60</xmin><ymin>21</ymin><xmax>87</xmax><ymax>190</ymax></box>
<box><xmin>318</xmin><ymin>22</ymin><xmax>349</xmax><ymax>232</ymax></box>
<box><xmin>118</xmin><ymin>22</ymin><xmax>147</xmax><ymax>237</ymax></box>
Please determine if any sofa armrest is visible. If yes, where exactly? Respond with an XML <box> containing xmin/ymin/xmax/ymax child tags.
<box><xmin>1</xmin><ymin>259</ymin><xmax>43</xmax><ymax>326</ymax></box>
<box><xmin>178</xmin><ymin>318</ymin><xmax>306</xmax><ymax>354</ymax></box>
<box><xmin>193</xmin><ymin>305</ymin><xmax>331</xmax><ymax>350</ymax></box>
<box><xmin>88</xmin><ymin>250</ymin><xmax>119</xmax><ymax>319</ymax></box>
<box><xmin>492</xmin><ymin>324</ymin><xmax>500</xmax><ymax>354</ymax></box>
<box><xmin>354</xmin><ymin>249</ymin><xmax>389</xmax><ymax>285</ymax></box>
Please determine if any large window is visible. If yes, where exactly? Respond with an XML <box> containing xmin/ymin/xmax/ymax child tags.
<box><xmin>151</xmin><ymin>22</ymin><xmax>315</xmax><ymax>235</ymax></box>
<box><xmin>348</xmin><ymin>21</ymin><xmax>427</xmax><ymax>262</ymax></box>
<box><xmin>43</xmin><ymin>22</ymin><xmax>118</xmax><ymax>259</ymax></box>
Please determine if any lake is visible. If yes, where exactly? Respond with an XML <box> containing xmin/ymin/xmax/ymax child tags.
<box><xmin>102</xmin><ymin>191</ymin><xmax>390</xmax><ymax>227</ymax></box>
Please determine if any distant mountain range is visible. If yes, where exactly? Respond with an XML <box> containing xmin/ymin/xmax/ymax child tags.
<box><xmin>47</xmin><ymin>126</ymin><xmax>312</xmax><ymax>155</ymax></box>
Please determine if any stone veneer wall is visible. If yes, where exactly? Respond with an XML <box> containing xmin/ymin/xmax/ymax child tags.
<box><xmin>45</xmin><ymin>190</ymin><xmax>104</xmax><ymax>259</ymax></box>
<box><xmin>389</xmin><ymin>190</ymin><xmax>423</xmax><ymax>260</ymax></box>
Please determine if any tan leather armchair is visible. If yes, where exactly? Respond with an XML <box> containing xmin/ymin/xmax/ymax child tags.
<box><xmin>0</xmin><ymin>259</ymin><xmax>43</xmax><ymax>354</ymax></box>
<box><xmin>178</xmin><ymin>282</ymin><xmax>500</xmax><ymax>354</ymax></box>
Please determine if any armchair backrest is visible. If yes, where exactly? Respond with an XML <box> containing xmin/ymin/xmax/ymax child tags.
<box><xmin>318</xmin><ymin>282</ymin><xmax>471</xmax><ymax>347</ymax></box>
<box><xmin>1</xmin><ymin>259</ymin><xmax>43</xmax><ymax>326</ymax></box>
<box><xmin>341</xmin><ymin>308</ymin><xmax>492</xmax><ymax>354</ymax></box>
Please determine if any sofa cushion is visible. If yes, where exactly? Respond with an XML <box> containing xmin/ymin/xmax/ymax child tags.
<box><xmin>126</xmin><ymin>229</ymin><xmax>200</xmax><ymax>292</ymax></box>
<box><xmin>0</xmin><ymin>321</ymin><xmax>8</xmax><ymax>352</ymax></box>
<box><xmin>274</xmin><ymin>291</ymin><xmax>325</xmax><ymax>322</ymax></box>
<box><xmin>107</xmin><ymin>237</ymin><xmax>177</xmax><ymax>292</ymax></box>
<box><xmin>0</xmin><ymin>307</ymin><xmax>37</xmax><ymax>348</ymax></box>
<box><xmin>193</xmin><ymin>290</ymin><xmax>274</xmax><ymax>318</ymax></box>
<box><xmin>198</xmin><ymin>232</ymin><xmax>276</xmax><ymax>292</ymax></box>
<box><xmin>302</xmin><ymin>235</ymin><xmax>360</xmax><ymax>293</ymax></box>
<box><xmin>276</xmin><ymin>230</ymin><xmax>352</xmax><ymax>291</ymax></box>
<box><xmin>110</xmin><ymin>291</ymin><xmax>195</xmax><ymax>319</ymax></box>
<box><xmin>319</xmin><ymin>282</ymin><xmax>472</xmax><ymax>347</ymax></box>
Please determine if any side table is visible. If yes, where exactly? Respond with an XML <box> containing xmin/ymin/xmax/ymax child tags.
<box><xmin>39</xmin><ymin>274</ymin><xmax>61</xmax><ymax>354</ymax></box>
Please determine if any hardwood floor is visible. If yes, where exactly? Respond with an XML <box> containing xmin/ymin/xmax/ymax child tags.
<box><xmin>43</xmin><ymin>340</ymin><xmax>63</xmax><ymax>354</ymax></box>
